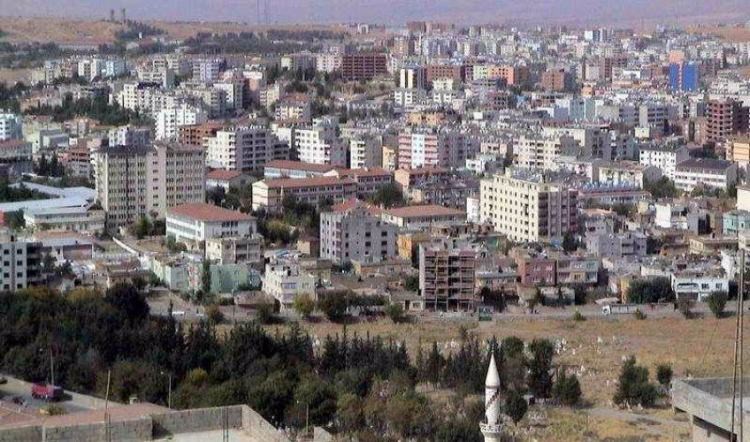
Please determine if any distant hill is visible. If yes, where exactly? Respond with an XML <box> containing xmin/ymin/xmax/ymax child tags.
<box><xmin>2</xmin><ymin>0</ymin><xmax>749</xmax><ymax>27</ymax></box>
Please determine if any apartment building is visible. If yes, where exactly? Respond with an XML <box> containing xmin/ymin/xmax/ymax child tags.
<box><xmin>349</xmin><ymin>136</ymin><xmax>382</xmax><ymax>169</ymax></box>
<box><xmin>263</xmin><ymin>160</ymin><xmax>337</xmax><ymax>179</ymax></box>
<box><xmin>673</xmin><ymin>158</ymin><xmax>738</xmax><ymax>191</ymax></box>
<box><xmin>540</xmin><ymin>68</ymin><xmax>574</xmax><ymax>92</ymax></box>
<box><xmin>137</xmin><ymin>65</ymin><xmax>175</xmax><ymax>88</ymax></box>
<box><xmin>727</xmin><ymin>137</ymin><xmax>750</xmax><ymax>169</ymax></box>
<box><xmin>381</xmin><ymin>205</ymin><xmax>465</xmax><ymax>229</ymax></box>
<box><xmin>108</xmin><ymin>125</ymin><xmax>151</xmax><ymax>146</ymax></box>
<box><xmin>315</xmin><ymin>53</ymin><xmax>342</xmax><ymax>73</ymax></box>
<box><xmin>596</xmin><ymin>161</ymin><xmax>662</xmax><ymax>188</ymax></box>
<box><xmin>93</xmin><ymin>143</ymin><xmax>206</xmax><ymax>229</ymax></box>
<box><xmin>0</xmin><ymin>113</ymin><xmax>22</xmax><ymax>141</ymax></box>
<box><xmin>155</xmin><ymin>104</ymin><xmax>208</xmax><ymax>141</ymax></box>
<box><xmin>342</xmin><ymin>53</ymin><xmax>388</xmax><ymax>81</ymax></box>
<box><xmin>418</xmin><ymin>238</ymin><xmax>478</xmax><ymax>311</ymax></box>
<box><xmin>0</xmin><ymin>139</ymin><xmax>33</xmax><ymax>177</ymax></box>
<box><xmin>192</xmin><ymin>59</ymin><xmax>222</xmax><ymax>83</ymax></box>
<box><xmin>178</xmin><ymin>121</ymin><xmax>225</xmax><ymax>147</ymax></box>
<box><xmin>24</xmin><ymin>206</ymin><xmax>105</xmax><ymax>234</ymax></box>
<box><xmin>274</xmin><ymin>97</ymin><xmax>312</xmax><ymax>123</ymax></box>
<box><xmin>320</xmin><ymin>199</ymin><xmax>398</xmax><ymax>265</ymax></box>
<box><xmin>706</xmin><ymin>99</ymin><xmax>749</xmax><ymax>143</ymax></box>
<box><xmin>0</xmin><ymin>230</ymin><xmax>42</xmax><ymax>292</ymax></box>
<box><xmin>60</xmin><ymin>146</ymin><xmax>91</xmax><ymax>178</ymax></box>
<box><xmin>515</xmin><ymin>134</ymin><xmax>578</xmax><ymax>170</ymax></box>
<box><xmin>295</xmin><ymin>120</ymin><xmax>347</xmax><ymax>166</ymax></box>
<box><xmin>480</xmin><ymin>169</ymin><xmax>579</xmax><ymax>243</ymax></box>
<box><xmin>206</xmin><ymin>125</ymin><xmax>289</xmax><ymax>172</ymax></box>
<box><xmin>585</xmin><ymin>231</ymin><xmax>648</xmax><ymax>258</ymax></box>
<box><xmin>166</xmin><ymin>202</ymin><xmax>256</xmax><ymax>248</ymax></box>
<box><xmin>639</xmin><ymin>145</ymin><xmax>690</xmax><ymax>179</ymax></box>
<box><xmin>398</xmin><ymin>130</ymin><xmax>479</xmax><ymax>169</ymax></box>
<box><xmin>205</xmin><ymin>236</ymin><xmax>262</xmax><ymax>266</ymax></box>
<box><xmin>251</xmin><ymin>176</ymin><xmax>357</xmax><ymax>213</ymax></box>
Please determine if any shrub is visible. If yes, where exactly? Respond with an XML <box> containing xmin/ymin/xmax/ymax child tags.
<box><xmin>293</xmin><ymin>293</ymin><xmax>316</xmax><ymax>319</ymax></box>
<box><xmin>633</xmin><ymin>309</ymin><xmax>647</xmax><ymax>320</ymax></box>
<box><xmin>706</xmin><ymin>291</ymin><xmax>728</xmax><ymax>318</ymax></box>
<box><xmin>256</xmin><ymin>302</ymin><xmax>276</xmax><ymax>324</ymax></box>
<box><xmin>656</xmin><ymin>364</ymin><xmax>673</xmax><ymax>387</ymax></box>
<box><xmin>385</xmin><ymin>303</ymin><xmax>406</xmax><ymax>323</ymax></box>
<box><xmin>572</xmin><ymin>311</ymin><xmax>586</xmax><ymax>322</ymax></box>
<box><xmin>613</xmin><ymin>356</ymin><xmax>658</xmax><ymax>407</ymax></box>
<box><xmin>677</xmin><ymin>298</ymin><xmax>694</xmax><ymax>319</ymax></box>
<box><xmin>505</xmin><ymin>390</ymin><xmax>528</xmax><ymax>424</ymax></box>
<box><xmin>552</xmin><ymin>371</ymin><xmax>582</xmax><ymax>406</ymax></box>
<box><xmin>205</xmin><ymin>304</ymin><xmax>224</xmax><ymax>324</ymax></box>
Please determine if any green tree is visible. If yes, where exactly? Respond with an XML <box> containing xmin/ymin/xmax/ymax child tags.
<box><xmin>562</xmin><ymin>232</ymin><xmax>577</xmax><ymax>252</ymax></box>
<box><xmin>385</xmin><ymin>303</ymin><xmax>406</xmax><ymax>323</ymax></box>
<box><xmin>370</xmin><ymin>183</ymin><xmax>405</xmax><ymax>208</ymax></box>
<box><xmin>626</xmin><ymin>277</ymin><xmax>675</xmax><ymax>303</ymax></box>
<box><xmin>644</xmin><ymin>177</ymin><xmax>680</xmax><ymax>200</ymax></box>
<box><xmin>134</xmin><ymin>216</ymin><xmax>152</xmax><ymax>239</ymax></box>
<box><xmin>205</xmin><ymin>305</ymin><xmax>224</xmax><ymax>324</ymax></box>
<box><xmin>201</xmin><ymin>261</ymin><xmax>211</xmax><ymax>294</ymax></box>
<box><xmin>613</xmin><ymin>356</ymin><xmax>658</xmax><ymax>407</ymax></box>
<box><xmin>256</xmin><ymin>302</ymin><xmax>277</xmax><ymax>324</ymax></box>
<box><xmin>527</xmin><ymin>339</ymin><xmax>555</xmax><ymax>398</ymax></box>
<box><xmin>706</xmin><ymin>291</ymin><xmax>728</xmax><ymax>318</ymax></box>
<box><xmin>505</xmin><ymin>390</ymin><xmax>528</xmax><ymax>425</ymax></box>
<box><xmin>552</xmin><ymin>370</ymin><xmax>582</xmax><ymax>406</ymax></box>
<box><xmin>656</xmin><ymin>364</ymin><xmax>673</xmax><ymax>387</ymax></box>
<box><xmin>293</xmin><ymin>293</ymin><xmax>316</xmax><ymax>319</ymax></box>
<box><xmin>317</xmin><ymin>291</ymin><xmax>349</xmax><ymax>322</ymax></box>
<box><xmin>404</xmin><ymin>275</ymin><xmax>419</xmax><ymax>292</ymax></box>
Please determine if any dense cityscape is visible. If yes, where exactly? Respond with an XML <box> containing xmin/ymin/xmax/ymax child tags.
<box><xmin>0</xmin><ymin>7</ymin><xmax>748</xmax><ymax>442</ymax></box>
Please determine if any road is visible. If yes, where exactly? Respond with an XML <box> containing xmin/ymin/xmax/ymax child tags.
<box><xmin>0</xmin><ymin>375</ymin><xmax>94</xmax><ymax>415</ymax></box>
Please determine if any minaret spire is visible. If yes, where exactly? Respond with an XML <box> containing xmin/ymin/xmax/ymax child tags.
<box><xmin>480</xmin><ymin>353</ymin><xmax>504</xmax><ymax>441</ymax></box>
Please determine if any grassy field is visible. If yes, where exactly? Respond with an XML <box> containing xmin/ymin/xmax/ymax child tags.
<box><xmin>267</xmin><ymin>313</ymin><xmax>742</xmax><ymax>440</ymax></box>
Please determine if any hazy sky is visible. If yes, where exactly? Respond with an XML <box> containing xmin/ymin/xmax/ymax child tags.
<box><xmin>3</xmin><ymin>0</ymin><xmax>749</xmax><ymax>25</ymax></box>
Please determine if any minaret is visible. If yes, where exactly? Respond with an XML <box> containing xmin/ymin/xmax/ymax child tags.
<box><xmin>480</xmin><ymin>354</ymin><xmax>504</xmax><ymax>442</ymax></box>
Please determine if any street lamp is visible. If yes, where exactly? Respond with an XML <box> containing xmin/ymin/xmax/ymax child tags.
<box><xmin>160</xmin><ymin>371</ymin><xmax>172</xmax><ymax>409</ymax></box>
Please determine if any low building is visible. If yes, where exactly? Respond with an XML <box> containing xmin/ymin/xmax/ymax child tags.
<box><xmin>24</xmin><ymin>206</ymin><xmax>105</xmax><ymax>234</ymax></box>
<box><xmin>206</xmin><ymin>169</ymin><xmax>253</xmax><ymax>190</ymax></box>
<box><xmin>671</xmin><ymin>271</ymin><xmax>729</xmax><ymax>301</ymax></box>
<box><xmin>596</xmin><ymin>161</ymin><xmax>662</xmax><ymax>188</ymax></box>
<box><xmin>166</xmin><ymin>203</ymin><xmax>256</xmax><ymax>248</ymax></box>
<box><xmin>585</xmin><ymin>231</ymin><xmax>648</xmax><ymax>258</ymax></box>
<box><xmin>674</xmin><ymin>158</ymin><xmax>738</xmax><ymax>191</ymax></box>
<box><xmin>205</xmin><ymin>235</ymin><xmax>263</xmax><ymax>266</ymax></box>
<box><xmin>262</xmin><ymin>260</ymin><xmax>316</xmax><ymax>310</ymax></box>
<box><xmin>723</xmin><ymin>209</ymin><xmax>750</xmax><ymax>236</ymax></box>
<box><xmin>381</xmin><ymin>205</ymin><xmax>465</xmax><ymax>229</ymax></box>
<box><xmin>263</xmin><ymin>160</ymin><xmax>337</xmax><ymax>179</ymax></box>
<box><xmin>0</xmin><ymin>229</ymin><xmax>43</xmax><ymax>291</ymax></box>
<box><xmin>251</xmin><ymin>176</ymin><xmax>357</xmax><ymax>213</ymax></box>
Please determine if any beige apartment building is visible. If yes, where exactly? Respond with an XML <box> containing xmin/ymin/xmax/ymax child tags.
<box><xmin>93</xmin><ymin>143</ymin><xmax>205</xmax><ymax>229</ymax></box>
<box><xmin>480</xmin><ymin>169</ymin><xmax>578</xmax><ymax>243</ymax></box>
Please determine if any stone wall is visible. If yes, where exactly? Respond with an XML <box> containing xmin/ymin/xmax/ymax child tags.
<box><xmin>241</xmin><ymin>405</ymin><xmax>290</xmax><ymax>442</ymax></box>
<box><xmin>42</xmin><ymin>417</ymin><xmax>151</xmax><ymax>442</ymax></box>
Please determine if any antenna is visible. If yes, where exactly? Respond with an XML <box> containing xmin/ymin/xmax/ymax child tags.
<box><xmin>121</xmin><ymin>8</ymin><xmax>126</xmax><ymax>23</ymax></box>
<box><xmin>256</xmin><ymin>0</ymin><xmax>261</xmax><ymax>26</ymax></box>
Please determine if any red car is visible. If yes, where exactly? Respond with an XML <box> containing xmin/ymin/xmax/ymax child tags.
<box><xmin>31</xmin><ymin>384</ymin><xmax>63</xmax><ymax>401</ymax></box>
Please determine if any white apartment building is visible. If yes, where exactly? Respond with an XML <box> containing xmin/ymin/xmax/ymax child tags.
<box><xmin>137</xmin><ymin>65</ymin><xmax>175</xmax><ymax>88</ymax></box>
<box><xmin>320</xmin><ymin>201</ymin><xmax>398</xmax><ymax>265</ymax></box>
<box><xmin>480</xmin><ymin>169</ymin><xmax>579</xmax><ymax>243</ymax></box>
<box><xmin>205</xmin><ymin>236</ymin><xmax>262</xmax><ymax>265</ymax></box>
<box><xmin>192</xmin><ymin>59</ymin><xmax>222</xmax><ymax>83</ymax></box>
<box><xmin>166</xmin><ymin>202</ymin><xmax>256</xmax><ymax>248</ymax></box>
<box><xmin>78</xmin><ymin>57</ymin><xmax>126</xmax><ymax>81</ymax></box>
<box><xmin>117</xmin><ymin>82</ymin><xmax>180</xmax><ymax>115</ymax></box>
<box><xmin>398</xmin><ymin>130</ymin><xmax>480</xmax><ymax>169</ymax></box>
<box><xmin>0</xmin><ymin>113</ymin><xmax>22</xmax><ymax>141</ymax></box>
<box><xmin>0</xmin><ymin>230</ymin><xmax>43</xmax><ymax>292</ymax></box>
<box><xmin>671</xmin><ymin>272</ymin><xmax>729</xmax><ymax>302</ymax></box>
<box><xmin>638</xmin><ymin>145</ymin><xmax>690</xmax><ymax>180</ymax></box>
<box><xmin>262</xmin><ymin>260</ymin><xmax>316</xmax><ymax>310</ymax></box>
<box><xmin>673</xmin><ymin>158</ymin><xmax>738</xmax><ymax>192</ymax></box>
<box><xmin>155</xmin><ymin>104</ymin><xmax>208</xmax><ymax>141</ymax></box>
<box><xmin>295</xmin><ymin>120</ymin><xmax>347</xmax><ymax>166</ymax></box>
<box><xmin>596</xmin><ymin>161</ymin><xmax>662</xmax><ymax>188</ymax></box>
<box><xmin>274</xmin><ymin>99</ymin><xmax>312</xmax><ymax>123</ymax></box>
<box><xmin>206</xmin><ymin>125</ymin><xmax>288</xmax><ymax>172</ymax></box>
<box><xmin>93</xmin><ymin>143</ymin><xmax>206</xmax><ymax>229</ymax></box>
<box><xmin>315</xmin><ymin>53</ymin><xmax>342</xmax><ymax>73</ymax></box>
<box><xmin>108</xmin><ymin>125</ymin><xmax>152</xmax><ymax>146</ymax></box>
<box><xmin>515</xmin><ymin>134</ymin><xmax>578</xmax><ymax>170</ymax></box>
<box><xmin>349</xmin><ymin>137</ymin><xmax>383</xmax><ymax>169</ymax></box>
<box><xmin>24</xmin><ymin>206</ymin><xmax>105</xmax><ymax>234</ymax></box>
<box><xmin>213</xmin><ymin>80</ymin><xmax>244</xmax><ymax>110</ymax></box>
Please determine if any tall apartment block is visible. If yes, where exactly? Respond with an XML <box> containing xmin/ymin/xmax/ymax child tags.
<box><xmin>93</xmin><ymin>143</ymin><xmax>206</xmax><ymax>229</ymax></box>
<box><xmin>0</xmin><ymin>229</ymin><xmax>42</xmax><ymax>292</ymax></box>
<box><xmin>480</xmin><ymin>169</ymin><xmax>579</xmax><ymax>243</ymax></box>
<box><xmin>418</xmin><ymin>238</ymin><xmax>477</xmax><ymax>311</ymax></box>
<box><xmin>206</xmin><ymin>125</ymin><xmax>289</xmax><ymax>172</ymax></box>
<box><xmin>342</xmin><ymin>53</ymin><xmax>388</xmax><ymax>81</ymax></box>
<box><xmin>706</xmin><ymin>99</ymin><xmax>749</xmax><ymax>143</ymax></box>
<box><xmin>320</xmin><ymin>200</ymin><xmax>398</xmax><ymax>265</ymax></box>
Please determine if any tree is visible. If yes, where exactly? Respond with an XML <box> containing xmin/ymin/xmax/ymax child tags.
<box><xmin>201</xmin><ymin>261</ymin><xmax>211</xmax><ymax>294</ymax></box>
<box><xmin>613</xmin><ymin>356</ymin><xmax>658</xmax><ymax>407</ymax></box>
<box><xmin>370</xmin><ymin>183</ymin><xmax>405</xmax><ymax>208</ymax></box>
<box><xmin>134</xmin><ymin>216</ymin><xmax>152</xmax><ymax>239</ymax></box>
<box><xmin>404</xmin><ymin>275</ymin><xmax>419</xmax><ymax>292</ymax></box>
<box><xmin>706</xmin><ymin>291</ymin><xmax>728</xmax><ymax>318</ymax></box>
<box><xmin>677</xmin><ymin>298</ymin><xmax>694</xmax><ymax>319</ymax></box>
<box><xmin>527</xmin><ymin>339</ymin><xmax>555</xmax><ymax>398</ymax></box>
<box><xmin>626</xmin><ymin>277</ymin><xmax>675</xmax><ymax>304</ymax></box>
<box><xmin>424</xmin><ymin>342</ymin><xmax>444</xmax><ymax>387</ymax></box>
<box><xmin>256</xmin><ymin>302</ymin><xmax>276</xmax><ymax>324</ymax></box>
<box><xmin>562</xmin><ymin>232</ymin><xmax>577</xmax><ymax>252</ymax></box>
<box><xmin>105</xmin><ymin>283</ymin><xmax>149</xmax><ymax>323</ymax></box>
<box><xmin>293</xmin><ymin>293</ymin><xmax>316</xmax><ymax>319</ymax></box>
<box><xmin>656</xmin><ymin>364</ymin><xmax>673</xmax><ymax>387</ymax></box>
<box><xmin>552</xmin><ymin>370</ymin><xmax>582</xmax><ymax>406</ymax></box>
<box><xmin>644</xmin><ymin>177</ymin><xmax>679</xmax><ymax>200</ymax></box>
<box><xmin>505</xmin><ymin>390</ymin><xmax>527</xmax><ymax>425</ymax></box>
<box><xmin>385</xmin><ymin>303</ymin><xmax>406</xmax><ymax>323</ymax></box>
<box><xmin>317</xmin><ymin>291</ymin><xmax>349</xmax><ymax>322</ymax></box>
<box><xmin>205</xmin><ymin>305</ymin><xmax>224</xmax><ymax>324</ymax></box>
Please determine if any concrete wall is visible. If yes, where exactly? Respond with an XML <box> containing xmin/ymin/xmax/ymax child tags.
<box><xmin>0</xmin><ymin>425</ymin><xmax>41</xmax><ymax>442</ymax></box>
<box><xmin>241</xmin><ymin>405</ymin><xmax>289</xmax><ymax>442</ymax></box>
<box><xmin>1</xmin><ymin>375</ymin><xmax>121</xmax><ymax>410</ymax></box>
<box><xmin>673</xmin><ymin>378</ymin><xmax>750</xmax><ymax>442</ymax></box>
<box><xmin>151</xmin><ymin>405</ymin><xmax>243</xmax><ymax>436</ymax></box>
<box><xmin>313</xmin><ymin>426</ymin><xmax>334</xmax><ymax>442</ymax></box>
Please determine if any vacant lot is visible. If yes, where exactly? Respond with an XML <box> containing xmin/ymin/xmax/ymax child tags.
<box><xmin>0</xmin><ymin>18</ymin><xmax>124</xmax><ymax>45</ymax></box>
<box><xmin>268</xmin><ymin>313</ymin><xmax>741</xmax><ymax>440</ymax></box>
<box><xmin>688</xmin><ymin>24</ymin><xmax>750</xmax><ymax>42</ymax></box>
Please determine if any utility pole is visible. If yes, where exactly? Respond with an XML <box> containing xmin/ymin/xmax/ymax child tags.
<box><xmin>731</xmin><ymin>249</ymin><xmax>745</xmax><ymax>440</ymax></box>
<box><xmin>104</xmin><ymin>370</ymin><xmax>111</xmax><ymax>442</ymax></box>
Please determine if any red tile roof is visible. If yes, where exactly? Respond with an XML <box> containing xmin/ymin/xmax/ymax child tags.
<box><xmin>168</xmin><ymin>203</ymin><xmax>253</xmax><ymax>222</ymax></box>
<box><xmin>384</xmin><ymin>205</ymin><xmax>465</xmax><ymax>219</ymax></box>
<box><xmin>339</xmin><ymin>167</ymin><xmax>392</xmax><ymax>178</ymax></box>
<box><xmin>206</xmin><ymin>169</ymin><xmax>245</xmax><ymax>181</ymax></box>
<box><xmin>330</xmin><ymin>198</ymin><xmax>383</xmax><ymax>215</ymax></box>
<box><xmin>260</xmin><ymin>176</ymin><xmax>356</xmax><ymax>189</ymax></box>
<box><xmin>265</xmin><ymin>160</ymin><xmax>337</xmax><ymax>174</ymax></box>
